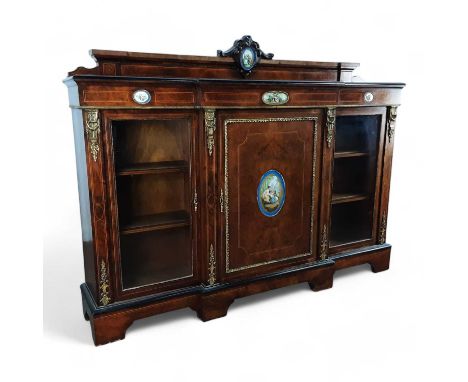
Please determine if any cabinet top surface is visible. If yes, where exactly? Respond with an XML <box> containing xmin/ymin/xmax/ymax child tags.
<box><xmin>65</xmin><ymin>43</ymin><xmax>404</xmax><ymax>88</ymax></box>
<box><xmin>89</xmin><ymin>49</ymin><xmax>360</xmax><ymax>69</ymax></box>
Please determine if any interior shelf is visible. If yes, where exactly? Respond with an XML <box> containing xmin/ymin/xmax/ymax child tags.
<box><xmin>330</xmin><ymin>237</ymin><xmax>369</xmax><ymax>248</ymax></box>
<box><xmin>120</xmin><ymin>226</ymin><xmax>192</xmax><ymax>289</ymax></box>
<box><xmin>329</xmin><ymin>199</ymin><xmax>372</xmax><ymax>247</ymax></box>
<box><xmin>331</xmin><ymin>193</ymin><xmax>369</xmax><ymax>204</ymax></box>
<box><xmin>117</xmin><ymin>160</ymin><xmax>189</xmax><ymax>176</ymax></box>
<box><xmin>334</xmin><ymin>151</ymin><xmax>369</xmax><ymax>159</ymax></box>
<box><xmin>120</xmin><ymin>210</ymin><xmax>190</xmax><ymax>235</ymax></box>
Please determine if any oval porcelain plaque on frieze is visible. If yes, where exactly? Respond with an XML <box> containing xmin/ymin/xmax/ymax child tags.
<box><xmin>132</xmin><ymin>89</ymin><xmax>152</xmax><ymax>104</ymax></box>
<box><xmin>257</xmin><ymin>169</ymin><xmax>286</xmax><ymax>217</ymax></box>
<box><xmin>262</xmin><ymin>91</ymin><xmax>289</xmax><ymax>105</ymax></box>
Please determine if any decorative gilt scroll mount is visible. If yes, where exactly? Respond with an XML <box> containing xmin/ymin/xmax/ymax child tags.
<box><xmin>387</xmin><ymin>106</ymin><xmax>398</xmax><ymax>143</ymax></box>
<box><xmin>99</xmin><ymin>260</ymin><xmax>111</xmax><ymax>306</ymax></box>
<box><xmin>379</xmin><ymin>212</ymin><xmax>387</xmax><ymax>244</ymax></box>
<box><xmin>220</xmin><ymin>189</ymin><xmax>224</xmax><ymax>213</ymax></box>
<box><xmin>208</xmin><ymin>244</ymin><xmax>216</xmax><ymax>286</ymax></box>
<box><xmin>320</xmin><ymin>224</ymin><xmax>329</xmax><ymax>260</ymax></box>
<box><xmin>326</xmin><ymin>108</ymin><xmax>336</xmax><ymax>149</ymax></box>
<box><xmin>205</xmin><ymin>109</ymin><xmax>216</xmax><ymax>156</ymax></box>
<box><xmin>193</xmin><ymin>190</ymin><xmax>198</xmax><ymax>212</ymax></box>
<box><xmin>85</xmin><ymin>109</ymin><xmax>100</xmax><ymax>162</ymax></box>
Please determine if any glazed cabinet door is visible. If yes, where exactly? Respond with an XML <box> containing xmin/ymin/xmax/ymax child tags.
<box><xmin>102</xmin><ymin>110</ymin><xmax>200</xmax><ymax>300</ymax></box>
<box><xmin>216</xmin><ymin>109</ymin><xmax>323</xmax><ymax>282</ymax></box>
<box><xmin>320</xmin><ymin>107</ymin><xmax>386</xmax><ymax>257</ymax></box>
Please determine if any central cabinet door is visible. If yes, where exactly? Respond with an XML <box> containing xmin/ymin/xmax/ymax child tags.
<box><xmin>218</xmin><ymin>110</ymin><xmax>322</xmax><ymax>281</ymax></box>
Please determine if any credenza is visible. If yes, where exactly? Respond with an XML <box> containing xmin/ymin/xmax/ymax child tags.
<box><xmin>64</xmin><ymin>36</ymin><xmax>404</xmax><ymax>345</ymax></box>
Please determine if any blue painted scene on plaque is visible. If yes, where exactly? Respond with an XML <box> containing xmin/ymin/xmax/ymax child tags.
<box><xmin>257</xmin><ymin>169</ymin><xmax>286</xmax><ymax>217</ymax></box>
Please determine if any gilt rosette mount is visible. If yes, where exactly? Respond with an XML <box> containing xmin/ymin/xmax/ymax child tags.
<box><xmin>217</xmin><ymin>35</ymin><xmax>274</xmax><ymax>77</ymax></box>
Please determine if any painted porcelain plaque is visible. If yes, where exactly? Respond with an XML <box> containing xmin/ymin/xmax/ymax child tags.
<box><xmin>240</xmin><ymin>47</ymin><xmax>256</xmax><ymax>71</ymax></box>
<box><xmin>364</xmin><ymin>92</ymin><xmax>374</xmax><ymax>103</ymax></box>
<box><xmin>257</xmin><ymin>170</ymin><xmax>286</xmax><ymax>217</ymax></box>
<box><xmin>262</xmin><ymin>91</ymin><xmax>289</xmax><ymax>105</ymax></box>
<box><xmin>132</xmin><ymin>89</ymin><xmax>151</xmax><ymax>104</ymax></box>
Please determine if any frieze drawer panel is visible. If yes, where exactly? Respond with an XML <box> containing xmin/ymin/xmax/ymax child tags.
<box><xmin>201</xmin><ymin>86</ymin><xmax>339</xmax><ymax>107</ymax></box>
<box><xmin>77</xmin><ymin>83</ymin><xmax>197</xmax><ymax>107</ymax></box>
<box><xmin>65</xmin><ymin>35</ymin><xmax>404</xmax><ymax>345</ymax></box>
<box><xmin>339</xmin><ymin>88</ymin><xmax>401</xmax><ymax>106</ymax></box>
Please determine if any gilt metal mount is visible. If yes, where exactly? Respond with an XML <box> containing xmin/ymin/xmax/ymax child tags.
<box><xmin>85</xmin><ymin>109</ymin><xmax>100</xmax><ymax>162</ymax></box>
<box><xmin>208</xmin><ymin>244</ymin><xmax>216</xmax><ymax>286</ymax></box>
<box><xmin>320</xmin><ymin>225</ymin><xmax>329</xmax><ymax>260</ymax></box>
<box><xmin>379</xmin><ymin>212</ymin><xmax>387</xmax><ymax>244</ymax></box>
<box><xmin>326</xmin><ymin>108</ymin><xmax>336</xmax><ymax>149</ymax></box>
<box><xmin>99</xmin><ymin>260</ymin><xmax>111</xmax><ymax>306</ymax></box>
<box><xmin>387</xmin><ymin>106</ymin><xmax>398</xmax><ymax>143</ymax></box>
<box><xmin>205</xmin><ymin>109</ymin><xmax>216</xmax><ymax>156</ymax></box>
<box><xmin>193</xmin><ymin>190</ymin><xmax>198</xmax><ymax>212</ymax></box>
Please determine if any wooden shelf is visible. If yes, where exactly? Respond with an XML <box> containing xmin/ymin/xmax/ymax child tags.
<box><xmin>331</xmin><ymin>193</ymin><xmax>368</xmax><ymax>204</ymax></box>
<box><xmin>330</xmin><ymin>237</ymin><xmax>370</xmax><ymax>248</ymax></box>
<box><xmin>117</xmin><ymin>161</ymin><xmax>189</xmax><ymax>176</ymax></box>
<box><xmin>334</xmin><ymin>151</ymin><xmax>369</xmax><ymax>159</ymax></box>
<box><xmin>120</xmin><ymin>210</ymin><xmax>190</xmax><ymax>235</ymax></box>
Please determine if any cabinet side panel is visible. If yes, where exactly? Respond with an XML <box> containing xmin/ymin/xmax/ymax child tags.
<box><xmin>71</xmin><ymin>107</ymin><xmax>97</xmax><ymax>300</ymax></box>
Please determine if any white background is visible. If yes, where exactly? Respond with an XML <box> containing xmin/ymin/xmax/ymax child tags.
<box><xmin>2</xmin><ymin>0</ymin><xmax>468</xmax><ymax>380</ymax></box>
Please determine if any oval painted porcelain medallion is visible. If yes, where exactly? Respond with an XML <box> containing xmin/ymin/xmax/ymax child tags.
<box><xmin>132</xmin><ymin>89</ymin><xmax>151</xmax><ymax>105</ymax></box>
<box><xmin>240</xmin><ymin>47</ymin><xmax>256</xmax><ymax>71</ymax></box>
<box><xmin>257</xmin><ymin>169</ymin><xmax>286</xmax><ymax>217</ymax></box>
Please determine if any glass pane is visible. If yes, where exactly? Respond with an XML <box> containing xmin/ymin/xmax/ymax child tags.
<box><xmin>120</xmin><ymin>227</ymin><xmax>192</xmax><ymax>289</ymax></box>
<box><xmin>330</xmin><ymin>115</ymin><xmax>381</xmax><ymax>247</ymax></box>
<box><xmin>335</xmin><ymin>115</ymin><xmax>380</xmax><ymax>154</ymax></box>
<box><xmin>112</xmin><ymin>119</ymin><xmax>192</xmax><ymax>289</ymax></box>
<box><xmin>116</xmin><ymin>172</ymin><xmax>189</xmax><ymax>230</ymax></box>
<box><xmin>332</xmin><ymin>156</ymin><xmax>375</xmax><ymax>196</ymax></box>
<box><xmin>113</xmin><ymin>119</ymin><xmax>190</xmax><ymax>167</ymax></box>
<box><xmin>330</xmin><ymin>200</ymin><xmax>373</xmax><ymax>247</ymax></box>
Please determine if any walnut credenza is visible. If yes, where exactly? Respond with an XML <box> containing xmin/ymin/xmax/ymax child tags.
<box><xmin>64</xmin><ymin>36</ymin><xmax>404</xmax><ymax>345</ymax></box>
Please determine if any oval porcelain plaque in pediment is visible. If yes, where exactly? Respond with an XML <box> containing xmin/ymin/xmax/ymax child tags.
<box><xmin>257</xmin><ymin>169</ymin><xmax>286</xmax><ymax>217</ymax></box>
<box><xmin>132</xmin><ymin>89</ymin><xmax>152</xmax><ymax>105</ymax></box>
<box><xmin>262</xmin><ymin>91</ymin><xmax>289</xmax><ymax>105</ymax></box>
<box><xmin>240</xmin><ymin>47</ymin><xmax>256</xmax><ymax>71</ymax></box>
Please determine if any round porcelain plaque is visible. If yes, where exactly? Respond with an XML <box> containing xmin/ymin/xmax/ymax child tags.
<box><xmin>132</xmin><ymin>89</ymin><xmax>151</xmax><ymax>104</ymax></box>
<box><xmin>364</xmin><ymin>92</ymin><xmax>374</xmax><ymax>103</ymax></box>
